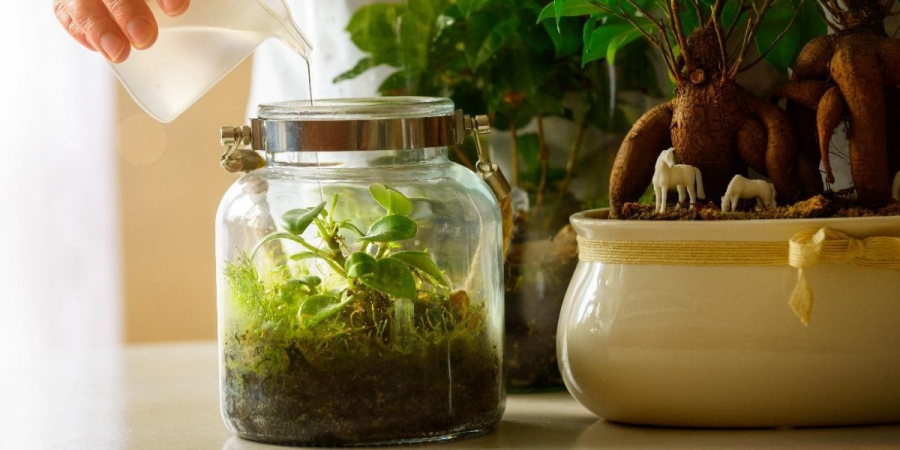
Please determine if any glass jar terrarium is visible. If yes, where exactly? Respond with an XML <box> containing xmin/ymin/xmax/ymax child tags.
<box><xmin>215</xmin><ymin>98</ymin><xmax>505</xmax><ymax>446</ymax></box>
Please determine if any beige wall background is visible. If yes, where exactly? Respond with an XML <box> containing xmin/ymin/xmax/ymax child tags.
<box><xmin>117</xmin><ymin>60</ymin><xmax>253</xmax><ymax>343</ymax></box>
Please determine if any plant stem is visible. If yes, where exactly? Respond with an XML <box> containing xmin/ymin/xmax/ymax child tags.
<box><xmin>252</xmin><ymin>232</ymin><xmax>348</xmax><ymax>278</ymax></box>
<box><xmin>375</xmin><ymin>243</ymin><xmax>389</xmax><ymax>259</ymax></box>
<box><xmin>510</xmin><ymin>122</ymin><xmax>520</xmax><ymax>187</ymax></box>
<box><xmin>315</xmin><ymin>219</ymin><xmax>347</xmax><ymax>266</ymax></box>
<box><xmin>558</xmin><ymin>118</ymin><xmax>588</xmax><ymax>199</ymax></box>
<box><xmin>535</xmin><ymin>116</ymin><xmax>549</xmax><ymax>207</ymax></box>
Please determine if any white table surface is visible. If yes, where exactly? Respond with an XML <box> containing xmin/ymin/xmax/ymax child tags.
<box><xmin>2</xmin><ymin>342</ymin><xmax>899</xmax><ymax>450</ymax></box>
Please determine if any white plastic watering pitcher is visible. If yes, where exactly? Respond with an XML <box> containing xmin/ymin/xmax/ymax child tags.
<box><xmin>111</xmin><ymin>0</ymin><xmax>312</xmax><ymax>123</ymax></box>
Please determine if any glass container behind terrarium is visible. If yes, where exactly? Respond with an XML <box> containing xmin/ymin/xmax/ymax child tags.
<box><xmin>328</xmin><ymin>0</ymin><xmax>669</xmax><ymax>390</ymax></box>
<box><xmin>215</xmin><ymin>98</ymin><xmax>505</xmax><ymax>446</ymax></box>
<box><xmin>111</xmin><ymin>0</ymin><xmax>312</xmax><ymax>123</ymax></box>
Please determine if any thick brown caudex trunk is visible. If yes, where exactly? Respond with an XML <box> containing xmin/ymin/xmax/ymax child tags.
<box><xmin>605</xmin><ymin>1</ymin><xmax>815</xmax><ymax>217</ymax></box>
<box><xmin>775</xmin><ymin>0</ymin><xmax>900</xmax><ymax>206</ymax></box>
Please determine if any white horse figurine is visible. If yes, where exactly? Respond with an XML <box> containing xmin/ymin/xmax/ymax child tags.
<box><xmin>893</xmin><ymin>171</ymin><xmax>900</xmax><ymax>201</ymax></box>
<box><xmin>721</xmin><ymin>175</ymin><xmax>777</xmax><ymax>213</ymax></box>
<box><xmin>652</xmin><ymin>148</ymin><xmax>706</xmax><ymax>213</ymax></box>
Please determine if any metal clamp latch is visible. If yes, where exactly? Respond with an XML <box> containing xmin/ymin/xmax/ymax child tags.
<box><xmin>219</xmin><ymin>125</ymin><xmax>265</xmax><ymax>173</ymax></box>
<box><xmin>465</xmin><ymin>115</ymin><xmax>511</xmax><ymax>202</ymax></box>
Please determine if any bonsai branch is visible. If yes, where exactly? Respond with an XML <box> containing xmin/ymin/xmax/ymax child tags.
<box><xmin>590</xmin><ymin>0</ymin><xmax>681</xmax><ymax>80</ymax></box>
<box><xmin>739</xmin><ymin>0</ymin><xmax>806</xmax><ymax>74</ymax></box>
<box><xmin>667</xmin><ymin>0</ymin><xmax>694</xmax><ymax>70</ymax></box>
<box><xmin>815</xmin><ymin>3</ymin><xmax>842</xmax><ymax>32</ymax></box>
<box><xmin>711</xmin><ymin>0</ymin><xmax>728</xmax><ymax>71</ymax></box>
<box><xmin>728</xmin><ymin>0</ymin><xmax>776</xmax><ymax>80</ymax></box>
<box><xmin>725</xmin><ymin>0</ymin><xmax>750</xmax><ymax>39</ymax></box>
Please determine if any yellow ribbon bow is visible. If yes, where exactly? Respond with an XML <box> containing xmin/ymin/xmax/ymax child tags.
<box><xmin>788</xmin><ymin>228</ymin><xmax>900</xmax><ymax>326</ymax></box>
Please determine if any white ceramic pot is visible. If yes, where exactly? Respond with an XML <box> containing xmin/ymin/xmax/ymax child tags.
<box><xmin>558</xmin><ymin>209</ymin><xmax>900</xmax><ymax>428</ymax></box>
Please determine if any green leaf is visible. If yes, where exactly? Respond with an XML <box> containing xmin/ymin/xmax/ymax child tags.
<box><xmin>249</xmin><ymin>232</ymin><xmax>308</xmax><ymax>261</ymax></box>
<box><xmin>281</xmin><ymin>202</ymin><xmax>326</xmax><ymax>236</ymax></box>
<box><xmin>300</xmin><ymin>294</ymin><xmax>356</xmax><ymax>328</ymax></box>
<box><xmin>345</xmin><ymin>252</ymin><xmax>377</xmax><ymax>279</ymax></box>
<box><xmin>398</xmin><ymin>0</ymin><xmax>449</xmax><ymax>73</ymax></box>
<box><xmin>755</xmin><ymin>0</ymin><xmax>826</xmax><ymax>76</ymax></box>
<box><xmin>344</xmin><ymin>4</ymin><xmax>405</xmax><ymax>65</ymax></box>
<box><xmin>553</xmin><ymin>0</ymin><xmax>564</xmax><ymax>29</ymax></box>
<box><xmin>473</xmin><ymin>17</ymin><xmax>520</xmax><ymax>69</ymax></box>
<box><xmin>361</xmin><ymin>215</ymin><xmax>418</xmax><ymax>242</ymax></box>
<box><xmin>542</xmin><ymin>17</ymin><xmax>581</xmax><ymax>58</ymax></box>
<box><xmin>457</xmin><ymin>0</ymin><xmax>488</xmax><ymax>19</ymax></box>
<box><xmin>377</xmin><ymin>71</ymin><xmax>410</xmax><ymax>96</ymax></box>
<box><xmin>338</xmin><ymin>221</ymin><xmax>365</xmax><ymax>236</ymax></box>
<box><xmin>582</xmin><ymin>21</ymin><xmax>633</xmax><ymax>67</ymax></box>
<box><xmin>614</xmin><ymin>40</ymin><xmax>666</xmax><ymax>98</ymax></box>
<box><xmin>334</xmin><ymin>57</ymin><xmax>377</xmax><ymax>83</ymax></box>
<box><xmin>391</xmin><ymin>251</ymin><xmax>450</xmax><ymax>288</ymax></box>
<box><xmin>537</xmin><ymin>0</ymin><xmax>602</xmax><ymax>22</ymax></box>
<box><xmin>606</xmin><ymin>28</ymin><xmax>643</xmax><ymax>65</ymax></box>
<box><xmin>289</xmin><ymin>252</ymin><xmax>322</xmax><ymax>261</ymax></box>
<box><xmin>369</xmin><ymin>184</ymin><xmax>413</xmax><ymax>216</ymax></box>
<box><xmin>298</xmin><ymin>294</ymin><xmax>339</xmax><ymax>319</ymax></box>
<box><xmin>359</xmin><ymin>258</ymin><xmax>418</xmax><ymax>300</ymax></box>
<box><xmin>287</xmin><ymin>276</ymin><xmax>322</xmax><ymax>289</ymax></box>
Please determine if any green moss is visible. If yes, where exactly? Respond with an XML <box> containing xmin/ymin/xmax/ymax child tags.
<box><xmin>224</xmin><ymin>256</ymin><xmax>490</xmax><ymax>369</ymax></box>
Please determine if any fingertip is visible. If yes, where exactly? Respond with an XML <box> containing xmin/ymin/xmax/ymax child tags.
<box><xmin>100</xmin><ymin>32</ymin><xmax>130</xmax><ymax>63</ymax></box>
<box><xmin>126</xmin><ymin>17</ymin><xmax>158</xmax><ymax>50</ymax></box>
<box><xmin>159</xmin><ymin>0</ymin><xmax>190</xmax><ymax>17</ymax></box>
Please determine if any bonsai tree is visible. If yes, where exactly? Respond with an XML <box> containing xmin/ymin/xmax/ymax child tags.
<box><xmin>775</xmin><ymin>0</ymin><xmax>900</xmax><ymax>206</ymax></box>
<box><xmin>554</xmin><ymin>0</ymin><xmax>827</xmax><ymax>216</ymax></box>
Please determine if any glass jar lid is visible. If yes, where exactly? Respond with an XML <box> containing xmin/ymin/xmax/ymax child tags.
<box><xmin>249</xmin><ymin>97</ymin><xmax>465</xmax><ymax>153</ymax></box>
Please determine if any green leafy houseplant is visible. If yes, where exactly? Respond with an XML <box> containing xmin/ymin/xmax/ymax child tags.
<box><xmin>221</xmin><ymin>184</ymin><xmax>502</xmax><ymax>445</ymax></box>
<box><xmin>336</xmin><ymin>0</ymin><xmax>668</xmax><ymax>389</ymax></box>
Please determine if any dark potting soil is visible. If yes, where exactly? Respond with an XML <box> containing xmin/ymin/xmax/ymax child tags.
<box><xmin>620</xmin><ymin>191</ymin><xmax>900</xmax><ymax>221</ymax></box>
<box><xmin>222</xmin><ymin>336</ymin><xmax>504</xmax><ymax>446</ymax></box>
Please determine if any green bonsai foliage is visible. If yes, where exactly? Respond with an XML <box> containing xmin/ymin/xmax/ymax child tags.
<box><xmin>224</xmin><ymin>184</ymin><xmax>487</xmax><ymax>370</ymax></box>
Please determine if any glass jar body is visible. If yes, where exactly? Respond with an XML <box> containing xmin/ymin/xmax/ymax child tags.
<box><xmin>215</xmin><ymin>148</ymin><xmax>505</xmax><ymax>446</ymax></box>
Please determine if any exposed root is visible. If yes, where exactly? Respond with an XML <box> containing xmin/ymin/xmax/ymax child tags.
<box><xmin>791</xmin><ymin>35</ymin><xmax>838</xmax><ymax>80</ymax></box>
<box><xmin>736</xmin><ymin>119</ymin><xmax>768</xmax><ymax>175</ymax></box>
<box><xmin>797</xmin><ymin>152</ymin><xmax>826</xmax><ymax>197</ymax></box>
<box><xmin>609</xmin><ymin>102</ymin><xmax>674</xmax><ymax>217</ymax></box>
<box><xmin>816</xmin><ymin>86</ymin><xmax>847</xmax><ymax>184</ymax></box>
<box><xmin>749</xmin><ymin>99</ymin><xmax>803</xmax><ymax>203</ymax></box>
<box><xmin>772</xmin><ymin>80</ymin><xmax>831</xmax><ymax>109</ymax></box>
<box><xmin>831</xmin><ymin>34</ymin><xmax>892</xmax><ymax>205</ymax></box>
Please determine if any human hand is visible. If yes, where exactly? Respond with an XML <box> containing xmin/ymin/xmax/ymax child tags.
<box><xmin>53</xmin><ymin>0</ymin><xmax>191</xmax><ymax>63</ymax></box>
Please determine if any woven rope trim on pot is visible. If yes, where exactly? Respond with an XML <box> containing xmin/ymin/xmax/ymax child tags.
<box><xmin>576</xmin><ymin>228</ymin><xmax>900</xmax><ymax>326</ymax></box>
